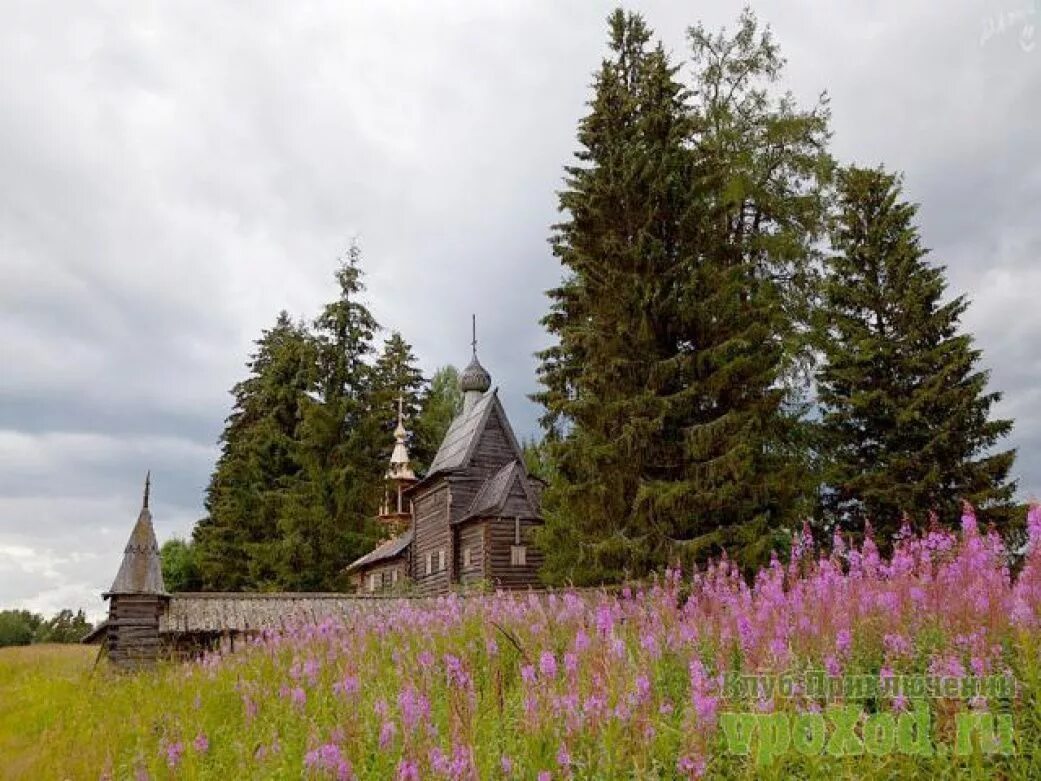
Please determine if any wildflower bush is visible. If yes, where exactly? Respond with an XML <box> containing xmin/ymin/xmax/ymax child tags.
<box><xmin>18</xmin><ymin>506</ymin><xmax>1041</xmax><ymax>779</ymax></box>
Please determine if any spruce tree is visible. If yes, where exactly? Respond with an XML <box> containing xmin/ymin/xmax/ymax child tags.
<box><xmin>657</xmin><ymin>9</ymin><xmax>832</xmax><ymax>567</ymax></box>
<box><xmin>536</xmin><ymin>9</ymin><xmax>831</xmax><ymax>582</ymax></box>
<box><xmin>280</xmin><ymin>245</ymin><xmax>384</xmax><ymax>590</ymax></box>
<box><xmin>371</xmin><ymin>332</ymin><xmax>427</xmax><ymax>465</ymax></box>
<box><xmin>194</xmin><ymin>311</ymin><xmax>316</xmax><ymax>590</ymax></box>
<box><xmin>816</xmin><ymin>166</ymin><xmax>1016</xmax><ymax>537</ymax></box>
<box><xmin>535</xmin><ymin>9</ymin><xmax>693</xmax><ymax>583</ymax></box>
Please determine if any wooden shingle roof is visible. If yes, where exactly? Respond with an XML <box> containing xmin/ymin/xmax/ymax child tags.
<box><xmin>107</xmin><ymin>475</ymin><xmax>166</xmax><ymax>596</ymax></box>
<box><xmin>421</xmin><ymin>389</ymin><xmax>522</xmax><ymax>479</ymax></box>
<box><xmin>343</xmin><ymin>531</ymin><xmax>412</xmax><ymax>574</ymax></box>
<box><xmin>159</xmin><ymin>593</ymin><xmax>391</xmax><ymax>634</ymax></box>
<box><xmin>458</xmin><ymin>459</ymin><xmax>540</xmax><ymax>523</ymax></box>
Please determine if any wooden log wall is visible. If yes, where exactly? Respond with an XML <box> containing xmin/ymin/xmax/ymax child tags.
<box><xmin>486</xmin><ymin>517</ymin><xmax>544</xmax><ymax>590</ymax></box>
<box><xmin>455</xmin><ymin>520</ymin><xmax>486</xmax><ymax>586</ymax></box>
<box><xmin>410</xmin><ymin>483</ymin><xmax>450</xmax><ymax>597</ymax></box>
<box><xmin>358</xmin><ymin>557</ymin><xmax>409</xmax><ymax>593</ymax></box>
<box><xmin>106</xmin><ymin>594</ymin><xmax>165</xmax><ymax>671</ymax></box>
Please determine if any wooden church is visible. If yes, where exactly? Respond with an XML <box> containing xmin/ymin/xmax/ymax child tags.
<box><xmin>346</xmin><ymin>340</ymin><xmax>544</xmax><ymax>595</ymax></box>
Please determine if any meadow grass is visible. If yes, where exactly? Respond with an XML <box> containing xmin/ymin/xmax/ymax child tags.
<box><xmin>3</xmin><ymin>508</ymin><xmax>1041</xmax><ymax>780</ymax></box>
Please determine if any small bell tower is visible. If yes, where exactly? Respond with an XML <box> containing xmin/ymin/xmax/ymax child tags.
<box><xmin>379</xmin><ymin>397</ymin><xmax>417</xmax><ymax>536</ymax></box>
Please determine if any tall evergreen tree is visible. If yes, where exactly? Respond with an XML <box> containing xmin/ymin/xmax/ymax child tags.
<box><xmin>371</xmin><ymin>332</ymin><xmax>427</xmax><ymax>464</ymax></box>
<box><xmin>535</xmin><ymin>9</ymin><xmax>831</xmax><ymax>582</ymax></box>
<box><xmin>535</xmin><ymin>9</ymin><xmax>693</xmax><ymax>583</ymax></box>
<box><xmin>816</xmin><ymin>166</ymin><xmax>1016</xmax><ymax>537</ymax></box>
<box><xmin>280</xmin><ymin>245</ymin><xmax>384</xmax><ymax>590</ymax></box>
<box><xmin>193</xmin><ymin>311</ymin><xmax>316</xmax><ymax>590</ymax></box>
<box><xmin>658</xmin><ymin>9</ymin><xmax>832</xmax><ymax>566</ymax></box>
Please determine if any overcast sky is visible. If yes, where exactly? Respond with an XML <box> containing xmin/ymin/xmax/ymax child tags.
<box><xmin>1</xmin><ymin>1</ymin><xmax>1037</xmax><ymax>620</ymax></box>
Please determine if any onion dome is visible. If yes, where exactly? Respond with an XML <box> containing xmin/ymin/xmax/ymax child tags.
<box><xmin>460</xmin><ymin>354</ymin><xmax>492</xmax><ymax>394</ymax></box>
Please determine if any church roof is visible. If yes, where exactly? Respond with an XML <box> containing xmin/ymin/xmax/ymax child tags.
<box><xmin>459</xmin><ymin>459</ymin><xmax>540</xmax><ymax>523</ymax></box>
<box><xmin>107</xmin><ymin>474</ymin><xmax>166</xmax><ymax>596</ymax></box>
<box><xmin>344</xmin><ymin>530</ymin><xmax>413</xmax><ymax>574</ymax></box>
<box><xmin>424</xmin><ymin>389</ymin><xmax>522</xmax><ymax>478</ymax></box>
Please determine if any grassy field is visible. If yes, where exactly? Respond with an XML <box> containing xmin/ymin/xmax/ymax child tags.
<box><xmin>0</xmin><ymin>644</ymin><xmax>98</xmax><ymax>780</ymax></box>
<box><xmin>2</xmin><ymin>514</ymin><xmax>1041</xmax><ymax>780</ymax></box>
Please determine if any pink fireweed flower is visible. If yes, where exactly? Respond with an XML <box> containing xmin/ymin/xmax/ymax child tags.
<box><xmin>539</xmin><ymin>651</ymin><xmax>558</xmax><ymax>678</ymax></box>
<box><xmin>884</xmin><ymin>633</ymin><xmax>912</xmax><ymax>657</ymax></box>
<box><xmin>396</xmin><ymin>759</ymin><xmax>420</xmax><ymax>781</ymax></box>
<box><xmin>961</xmin><ymin>503</ymin><xmax>979</xmax><ymax>536</ymax></box>
<box><xmin>677</xmin><ymin>754</ymin><xmax>707</xmax><ymax>778</ymax></box>
<box><xmin>397</xmin><ymin>685</ymin><xmax>430</xmax><ymax>732</ymax></box>
<box><xmin>333</xmin><ymin>674</ymin><xmax>360</xmax><ymax>699</ymax></box>
<box><xmin>379</xmin><ymin>720</ymin><xmax>397</xmax><ymax>749</ymax></box>
<box><xmin>835</xmin><ymin>628</ymin><xmax>852</xmax><ymax>656</ymax></box>
<box><xmin>1028</xmin><ymin>503</ymin><xmax>1041</xmax><ymax>548</ymax></box>
<box><xmin>520</xmin><ymin>664</ymin><xmax>537</xmax><ymax>685</ymax></box>
<box><xmin>557</xmin><ymin>743</ymin><xmax>571</xmax><ymax>768</ymax></box>
<box><xmin>444</xmin><ymin>654</ymin><xmax>472</xmax><ymax>689</ymax></box>
<box><xmin>429</xmin><ymin>747</ymin><xmax>449</xmax><ymax>775</ymax></box>
<box><xmin>500</xmin><ymin>755</ymin><xmax>513</xmax><ymax>775</ymax></box>
<box><xmin>304</xmin><ymin>743</ymin><xmax>353</xmax><ymax>781</ymax></box>
<box><xmin>192</xmin><ymin>732</ymin><xmax>209</xmax><ymax>754</ymax></box>
<box><xmin>636</xmin><ymin>674</ymin><xmax>651</xmax><ymax>701</ymax></box>
<box><xmin>594</xmin><ymin>604</ymin><xmax>614</xmax><ymax>636</ymax></box>
<box><xmin>163</xmin><ymin>741</ymin><xmax>184</xmax><ymax>769</ymax></box>
<box><xmin>538</xmin><ymin>772</ymin><xmax>552</xmax><ymax>781</ymax></box>
<box><xmin>563</xmin><ymin>651</ymin><xmax>579</xmax><ymax>676</ymax></box>
<box><xmin>573</xmin><ymin>630</ymin><xmax>590</xmax><ymax>653</ymax></box>
<box><xmin>824</xmin><ymin>655</ymin><xmax>841</xmax><ymax>677</ymax></box>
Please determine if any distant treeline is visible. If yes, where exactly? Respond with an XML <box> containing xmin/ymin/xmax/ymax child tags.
<box><xmin>0</xmin><ymin>609</ymin><xmax>93</xmax><ymax>647</ymax></box>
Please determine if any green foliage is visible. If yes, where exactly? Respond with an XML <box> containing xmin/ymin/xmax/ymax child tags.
<box><xmin>193</xmin><ymin>310</ymin><xmax>317</xmax><ymax>590</ymax></box>
<box><xmin>278</xmin><ymin>245</ymin><xmax>386</xmax><ymax>591</ymax></box>
<box><xmin>814</xmin><ymin>167</ymin><xmax>1017</xmax><ymax>537</ymax></box>
<box><xmin>0</xmin><ymin>609</ymin><xmax>93</xmax><ymax>646</ymax></box>
<box><xmin>415</xmin><ymin>365</ymin><xmax>462</xmax><ymax>470</ymax></box>
<box><xmin>536</xmin><ymin>8</ymin><xmax>831</xmax><ymax>582</ymax></box>
<box><xmin>520</xmin><ymin>436</ymin><xmax>552</xmax><ymax>483</ymax></box>
<box><xmin>371</xmin><ymin>332</ymin><xmax>428</xmax><ymax>466</ymax></box>
<box><xmin>0</xmin><ymin>610</ymin><xmax>43</xmax><ymax>647</ymax></box>
<box><xmin>33</xmin><ymin>610</ymin><xmax>93</xmax><ymax>644</ymax></box>
<box><xmin>160</xmin><ymin>537</ymin><xmax>202</xmax><ymax>592</ymax></box>
<box><xmin>194</xmin><ymin>244</ymin><xmax>409</xmax><ymax>592</ymax></box>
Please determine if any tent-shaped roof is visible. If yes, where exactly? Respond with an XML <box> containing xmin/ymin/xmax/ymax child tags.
<box><xmin>344</xmin><ymin>530</ymin><xmax>413</xmax><ymax>574</ymax></box>
<box><xmin>423</xmin><ymin>389</ymin><xmax>522</xmax><ymax>479</ymax></box>
<box><xmin>106</xmin><ymin>474</ymin><xmax>166</xmax><ymax>596</ymax></box>
<box><xmin>458</xmin><ymin>459</ymin><xmax>540</xmax><ymax>524</ymax></box>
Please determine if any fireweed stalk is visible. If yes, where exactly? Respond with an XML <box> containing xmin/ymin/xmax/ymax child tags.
<box><xmin>45</xmin><ymin>505</ymin><xmax>1041</xmax><ymax>779</ymax></box>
